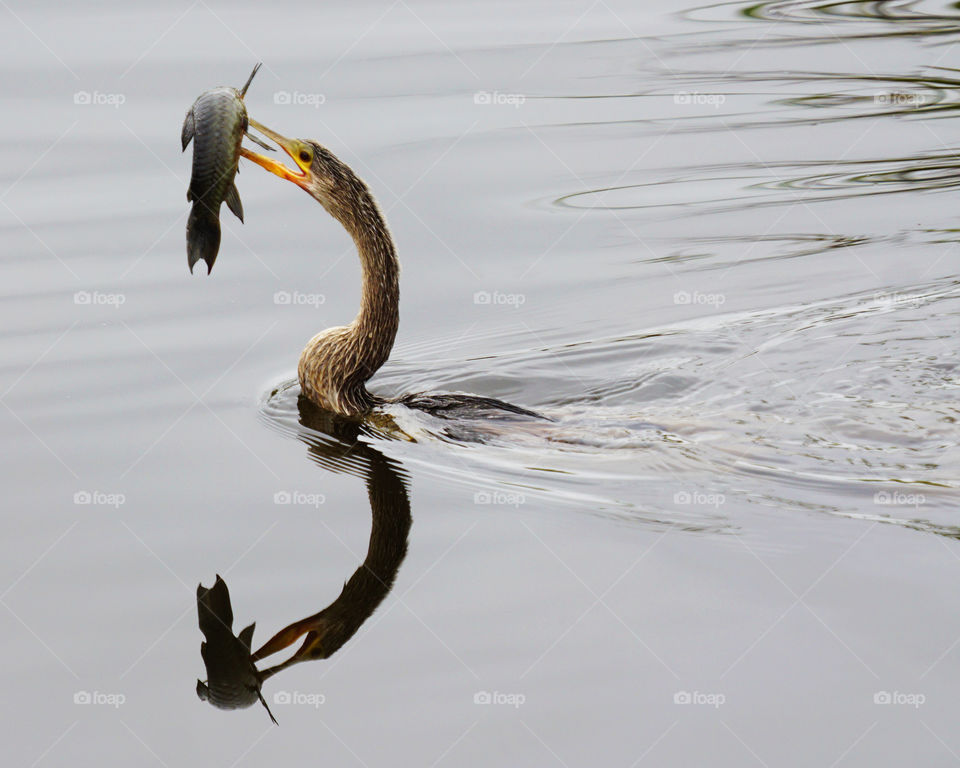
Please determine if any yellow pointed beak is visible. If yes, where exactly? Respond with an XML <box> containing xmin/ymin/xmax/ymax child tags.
<box><xmin>240</xmin><ymin>118</ymin><xmax>309</xmax><ymax>188</ymax></box>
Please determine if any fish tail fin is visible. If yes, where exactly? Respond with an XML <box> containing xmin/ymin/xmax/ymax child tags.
<box><xmin>197</xmin><ymin>575</ymin><xmax>234</xmax><ymax>636</ymax></box>
<box><xmin>187</xmin><ymin>203</ymin><xmax>221</xmax><ymax>274</ymax></box>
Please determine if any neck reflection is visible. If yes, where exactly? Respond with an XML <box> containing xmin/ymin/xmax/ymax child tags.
<box><xmin>196</xmin><ymin>394</ymin><xmax>412</xmax><ymax>721</ymax></box>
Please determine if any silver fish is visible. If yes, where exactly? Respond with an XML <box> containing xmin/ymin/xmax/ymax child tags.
<box><xmin>181</xmin><ymin>63</ymin><xmax>271</xmax><ymax>274</ymax></box>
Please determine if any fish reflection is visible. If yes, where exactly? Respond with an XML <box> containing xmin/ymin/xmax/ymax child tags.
<box><xmin>196</xmin><ymin>395</ymin><xmax>412</xmax><ymax>723</ymax></box>
<box><xmin>196</xmin><ymin>576</ymin><xmax>276</xmax><ymax>723</ymax></box>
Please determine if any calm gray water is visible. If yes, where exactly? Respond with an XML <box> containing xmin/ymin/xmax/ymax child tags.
<box><xmin>2</xmin><ymin>0</ymin><xmax>959</xmax><ymax>764</ymax></box>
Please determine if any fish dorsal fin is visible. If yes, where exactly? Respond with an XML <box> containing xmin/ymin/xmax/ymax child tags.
<box><xmin>238</xmin><ymin>622</ymin><xmax>256</xmax><ymax>650</ymax></box>
<box><xmin>257</xmin><ymin>688</ymin><xmax>279</xmax><ymax>725</ymax></box>
<box><xmin>196</xmin><ymin>679</ymin><xmax>209</xmax><ymax>701</ymax></box>
<box><xmin>225</xmin><ymin>183</ymin><xmax>244</xmax><ymax>222</ymax></box>
<box><xmin>181</xmin><ymin>109</ymin><xmax>195</xmax><ymax>151</ymax></box>
<box><xmin>239</xmin><ymin>62</ymin><xmax>262</xmax><ymax>99</ymax></box>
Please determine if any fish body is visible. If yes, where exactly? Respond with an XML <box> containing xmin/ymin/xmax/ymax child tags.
<box><xmin>196</xmin><ymin>575</ymin><xmax>277</xmax><ymax>723</ymax></box>
<box><xmin>181</xmin><ymin>64</ymin><xmax>264</xmax><ymax>274</ymax></box>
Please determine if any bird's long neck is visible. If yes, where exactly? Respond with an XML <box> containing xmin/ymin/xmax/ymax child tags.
<box><xmin>346</xmin><ymin>200</ymin><xmax>400</xmax><ymax>372</ymax></box>
<box><xmin>299</xmin><ymin>178</ymin><xmax>399</xmax><ymax>415</ymax></box>
<box><xmin>298</xmin><ymin>453</ymin><xmax>411</xmax><ymax>659</ymax></box>
<box><xmin>251</xmin><ymin>445</ymin><xmax>411</xmax><ymax>677</ymax></box>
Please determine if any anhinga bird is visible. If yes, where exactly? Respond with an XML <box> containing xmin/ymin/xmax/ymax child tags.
<box><xmin>238</xmin><ymin>118</ymin><xmax>543</xmax><ymax>423</ymax></box>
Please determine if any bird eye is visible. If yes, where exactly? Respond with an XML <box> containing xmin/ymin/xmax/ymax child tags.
<box><xmin>299</xmin><ymin>149</ymin><xmax>311</xmax><ymax>164</ymax></box>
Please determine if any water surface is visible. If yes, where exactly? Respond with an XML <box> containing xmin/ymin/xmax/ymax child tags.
<box><xmin>2</xmin><ymin>1</ymin><xmax>958</xmax><ymax>765</ymax></box>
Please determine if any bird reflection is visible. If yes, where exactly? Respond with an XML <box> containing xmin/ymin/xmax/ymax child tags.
<box><xmin>196</xmin><ymin>394</ymin><xmax>412</xmax><ymax>723</ymax></box>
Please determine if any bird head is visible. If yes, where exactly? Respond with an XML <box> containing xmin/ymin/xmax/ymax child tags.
<box><xmin>241</xmin><ymin>118</ymin><xmax>352</xmax><ymax>217</ymax></box>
